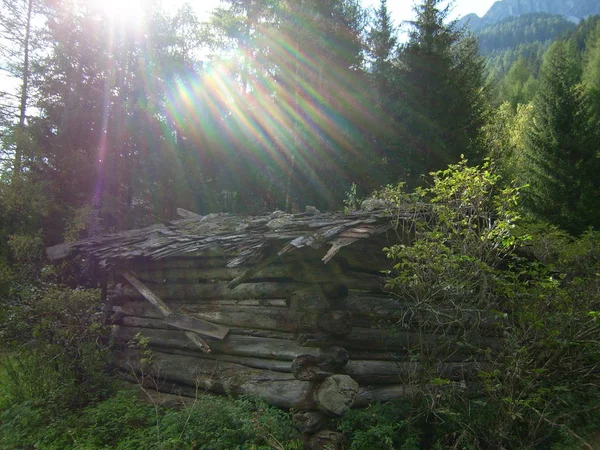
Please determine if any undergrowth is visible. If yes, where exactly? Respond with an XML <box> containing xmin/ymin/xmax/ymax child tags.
<box><xmin>0</xmin><ymin>383</ymin><xmax>302</xmax><ymax>450</ymax></box>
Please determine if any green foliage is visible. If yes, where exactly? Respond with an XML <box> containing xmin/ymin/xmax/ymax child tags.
<box><xmin>0</xmin><ymin>387</ymin><xmax>301</xmax><ymax>450</ymax></box>
<box><xmin>376</xmin><ymin>158</ymin><xmax>600</xmax><ymax>449</ymax></box>
<box><xmin>384</xmin><ymin>158</ymin><xmax>523</xmax><ymax>312</ymax></box>
<box><xmin>0</xmin><ymin>286</ymin><xmax>113</xmax><ymax>413</ymax></box>
<box><xmin>343</xmin><ymin>182</ymin><xmax>360</xmax><ymax>213</ymax></box>
<box><xmin>397</xmin><ymin>0</ymin><xmax>489</xmax><ymax>180</ymax></box>
<box><xmin>484</xmin><ymin>101</ymin><xmax>533</xmax><ymax>183</ymax></box>
<box><xmin>497</xmin><ymin>57</ymin><xmax>538</xmax><ymax>108</ymax></box>
<box><xmin>522</xmin><ymin>40</ymin><xmax>599</xmax><ymax>233</ymax></box>
<box><xmin>476</xmin><ymin>13</ymin><xmax>576</xmax><ymax>57</ymax></box>
<box><xmin>338</xmin><ymin>401</ymin><xmax>421</xmax><ymax>450</ymax></box>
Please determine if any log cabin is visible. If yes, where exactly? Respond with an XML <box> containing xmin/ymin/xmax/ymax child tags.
<box><xmin>46</xmin><ymin>206</ymin><xmax>502</xmax><ymax>439</ymax></box>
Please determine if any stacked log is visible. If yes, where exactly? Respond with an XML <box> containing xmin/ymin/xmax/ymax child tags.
<box><xmin>109</xmin><ymin>247</ymin><xmax>502</xmax><ymax>445</ymax></box>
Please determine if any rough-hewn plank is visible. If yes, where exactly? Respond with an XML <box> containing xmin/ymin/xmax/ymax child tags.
<box><xmin>46</xmin><ymin>209</ymin><xmax>418</xmax><ymax>268</ymax></box>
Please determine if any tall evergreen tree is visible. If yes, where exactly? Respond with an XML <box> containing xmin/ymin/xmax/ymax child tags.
<box><xmin>497</xmin><ymin>57</ymin><xmax>538</xmax><ymax>109</ymax></box>
<box><xmin>397</xmin><ymin>0</ymin><xmax>488</xmax><ymax>181</ymax></box>
<box><xmin>367</xmin><ymin>0</ymin><xmax>397</xmax><ymax>107</ymax></box>
<box><xmin>206</xmin><ymin>0</ymin><xmax>373</xmax><ymax>210</ymax></box>
<box><xmin>583</xmin><ymin>22</ymin><xmax>600</xmax><ymax>121</ymax></box>
<box><xmin>0</xmin><ymin>0</ymin><xmax>42</xmax><ymax>175</ymax></box>
<box><xmin>523</xmin><ymin>40</ymin><xmax>599</xmax><ymax>233</ymax></box>
<box><xmin>364</xmin><ymin>0</ymin><xmax>404</xmax><ymax>187</ymax></box>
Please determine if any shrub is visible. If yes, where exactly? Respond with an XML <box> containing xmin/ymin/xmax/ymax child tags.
<box><xmin>0</xmin><ymin>285</ymin><xmax>114</xmax><ymax>412</ymax></box>
<box><xmin>374</xmin><ymin>157</ymin><xmax>600</xmax><ymax>448</ymax></box>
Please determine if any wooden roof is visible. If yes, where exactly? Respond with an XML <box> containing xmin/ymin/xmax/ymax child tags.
<box><xmin>46</xmin><ymin>207</ymin><xmax>420</xmax><ymax>269</ymax></box>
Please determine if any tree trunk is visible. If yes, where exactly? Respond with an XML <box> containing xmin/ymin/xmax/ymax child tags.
<box><xmin>314</xmin><ymin>374</ymin><xmax>359</xmax><ymax>416</ymax></box>
<box><xmin>120</xmin><ymin>281</ymin><xmax>304</xmax><ymax>301</ymax></box>
<box><xmin>116</xmin><ymin>303</ymin><xmax>351</xmax><ymax>335</ymax></box>
<box><xmin>13</xmin><ymin>0</ymin><xmax>33</xmax><ymax>175</ymax></box>
<box><xmin>113</xmin><ymin>325</ymin><xmax>319</xmax><ymax>361</ymax></box>
<box><xmin>119</xmin><ymin>349</ymin><xmax>316</xmax><ymax>410</ymax></box>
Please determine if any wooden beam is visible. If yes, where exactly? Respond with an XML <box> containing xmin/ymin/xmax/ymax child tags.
<box><xmin>119</xmin><ymin>270</ymin><xmax>172</xmax><ymax>317</ymax></box>
<box><xmin>118</xmin><ymin>270</ymin><xmax>229</xmax><ymax>341</ymax></box>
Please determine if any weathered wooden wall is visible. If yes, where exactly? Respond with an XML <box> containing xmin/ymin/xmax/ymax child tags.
<box><xmin>110</xmin><ymin>243</ymin><xmax>502</xmax><ymax>440</ymax></box>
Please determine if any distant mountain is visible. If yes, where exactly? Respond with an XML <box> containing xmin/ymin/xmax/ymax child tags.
<box><xmin>472</xmin><ymin>13</ymin><xmax>577</xmax><ymax>79</ymax></box>
<box><xmin>476</xmin><ymin>13</ymin><xmax>576</xmax><ymax>56</ymax></box>
<box><xmin>458</xmin><ymin>0</ymin><xmax>600</xmax><ymax>31</ymax></box>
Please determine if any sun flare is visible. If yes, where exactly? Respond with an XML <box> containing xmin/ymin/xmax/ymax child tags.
<box><xmin>87</xmin><ymin>0</ymin><xmax>146</xmax><ymax>26</ymax></box>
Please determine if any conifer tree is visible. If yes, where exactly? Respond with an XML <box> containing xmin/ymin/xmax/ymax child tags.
<box><xmin>498</xmin><ymin>57</ymin><xmax>538</xmax><ymax>109</ymax></box>
<box><xmin>523</xmin><ymin>40</ymin><xmax>599</xmax><ymax>233</ymax></box>
<box><xmin>367</xmin><ymin>0</ymin><xmax>397</xmax><ymax>107</ymax></box>
<box><xmin>583</xmin><ymin>22</ymin><xmax>600</xmax><ymax>121</ymax></box>
<box><xmin>397</xmin><ymin>0</ymin><xmax>488</xmax><ymax>181</ymax></box>
<box><xmin>0</xmin><ymin>0</ymin><xmax>39</xmax><ymax>175</ymax></box>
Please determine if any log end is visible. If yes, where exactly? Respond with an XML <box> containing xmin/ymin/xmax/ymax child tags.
<box><xmin>318</xmin><ymin>347</ymin><xmax>349</xmax><ymax>370</ymax></box>
<box><xmin>292</xmin><ymin>410</ymin><xmax>330</xmax><ymax>434</ymax></box>
<box><xmin>318</xmin><ymin>311</ymin><xmax>353</xmax><ymax>336</ymax></box>
<box><xmin>292</xmin><ymin>355</ymin><xmax>333</xmax><ymax>381</ymax></box>
<box><xmin>314</xmin><ymin>374</ymin><xmax>359</xmax><ymax>417</ymax></box>
<box><xmin>307</xmin><ymin>430</ymin><xmax>346</xmax><ymax>450</ymax></box>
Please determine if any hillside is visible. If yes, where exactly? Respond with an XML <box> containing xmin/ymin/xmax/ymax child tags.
<box><xmin>458</xmin><ymin>0</ymin><xmax>600</xmax><ymax>31</ymax></box>
<box><xmin>471</xmin><ymin>13</ymin><xmax>577</xmax><ymax>78</ymax></box>
<box><xmin>475</xmin><ymin>13</ymin><xmax>576</xmax><ymax>56</ymax></box>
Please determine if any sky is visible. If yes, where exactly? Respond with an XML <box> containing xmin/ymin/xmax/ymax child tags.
<box><xmin>186</xmin><ymin>0</ymin><xmax>499</xmax><ymax>24</ymax></box>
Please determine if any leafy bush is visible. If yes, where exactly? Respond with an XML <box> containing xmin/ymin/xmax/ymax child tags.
<box><xmin>0</xmin><ymin>285</ymin><xmax>114</xmax><ymax>413</ymax></box>
<box><xmin>338</xmin><ymin>401</ymin><xmax>421</xmax><ymax>450</ymax></box>
<box><xmin>373</xmin><ymin>157</ymin><xmax>600</xmax><ymax>449</ymax></box>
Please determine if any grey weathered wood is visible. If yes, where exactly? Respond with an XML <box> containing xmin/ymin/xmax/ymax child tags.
<box><xmin>145</xmin><ymin>348</ymin><xmax>293</xmax><ymax>372</ymax></box>
<box><xmin>165</xmin><ymin>313</ymin><xmax>229</xmax><ymax>340</ymax></box>
<box><xmin>183</xmin><ymin>331</ymin><xmax>211</xmax><ymax>354</ymax></box>
<box><xmin>46</xmin><ymin>209</ymin><xmax>410</xmax><ymax>268</ymax></box>
<box><xmin>120</xmin><ymin>349</ymin><xmax>316</xmax><ymax>410</ymax></box>
<box><xmin>116</xmin><ymin>303</ymin><xmax>349</xmax><ymax>335</ymax></box>
<box><xmin>120</xmin><ymin>281</ymin><xmax>304</xmax><ymax>301</ymax></box>
<box><xmin>176</xmin><ymin>208</ymin><xmax>200</xmax><ymax>218</ymax></box>
<box><xmin>353</xmin><ymin>385</ymin><xmax>420</xmax><ymax>406</ymax></box>
<box><xmin>292</xmin><ymin>411</ymin><xmax>330</xmax><ymax>434</ymax></box>
<box><xmin>291</xmin><ymin>355</ymin><xmax>334</xmax><ymax>381</ymax></box>
<box><xmin>314</xmin><ymin>374</ymin><xmax>359</xmax><ymax>416</ymax></box>
<box><xmin>316</xmin><ymin>310</ymin><xmax>353</xmax><ymax>335</ymax></box>
<box><xmin>318</xmin><ymin>346</ymin><xmax>349</xmax><ymax>369</ymax></box>
<box><xmin>118</xmin><ymin>270</ymin><xmax>229</xmax><ymax>340</ymax></box>
<box><xmin>117</xmin><ymin>316</ymin><xmax>295</xmax><ymax>340</ymax></box>
<box><xmin>119</xmin><ymin>270</ymin><xmax>172</xmax><ymax>317</ymax></box>
<box><xmin>113</xmin><ymin>326</ymin><xmax>320</xmax><ymax>361</ymax></box>
<box><xmin>136</xmin><ymin>265</ymin><xmax>292</xmax><ymax>284</ymax></box>
<box><xmin>296</xmin><ymin>327</ymin><xmax>502</xmax><ymax>351</ymax></box>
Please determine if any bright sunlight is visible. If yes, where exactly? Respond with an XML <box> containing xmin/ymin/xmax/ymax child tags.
<box><xmin>86</xmin><ymin>0</ymin><xmax>146</xmax><ymax>26</ymax></box>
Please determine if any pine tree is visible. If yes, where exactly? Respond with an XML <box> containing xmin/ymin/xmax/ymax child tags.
<box><xmin>498</xmin><ymin>57</ymin><xmax>538</xmax><ymax>109</ymax></box>
<box><xmin>367</xmin><ymin>0</ymin><xmax>397</xmax><ymax>107</ymax></box>
<box><xmin>0</xmin><ymin>0</ymin><xmax>39</xmax><ymax>175</ymax></box>
<box><xmin>397</xmin><ymin>0</ymin><xmax>488</xmax><ymax>181</ymax></box>
<box><xmin>583</xmin><ymin>22</ymin><xmax>600</xmax><ymax>122</ymax></box>
<box><xmin>523</xmin><ymin>40</ymin><xmax>599</xmax><ymax>233</ymax></box>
